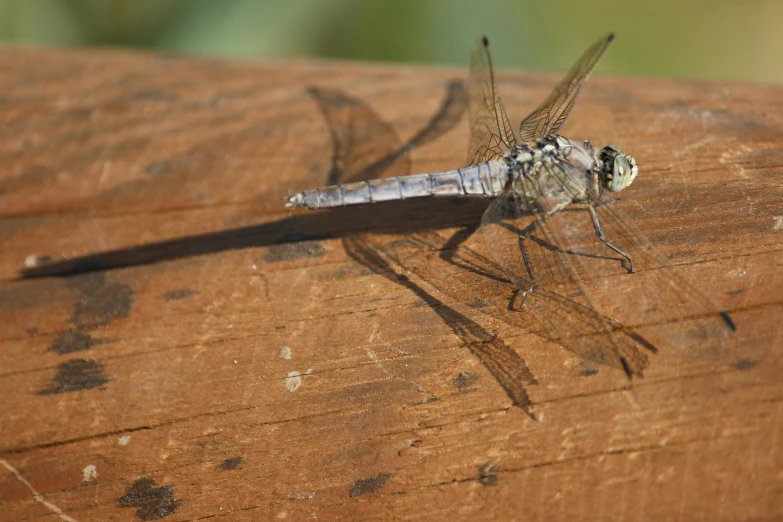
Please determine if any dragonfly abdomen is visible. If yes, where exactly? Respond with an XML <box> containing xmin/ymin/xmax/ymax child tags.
<box><xmin>285</xmin><ymin>161</ymin><xmax>508</xmax><ymax>209</ymax></box>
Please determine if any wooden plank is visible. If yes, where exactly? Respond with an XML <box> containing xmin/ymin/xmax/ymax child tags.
<box><xmin>0</xmin><ymin>46</ymin><xmax>781</xmax><ymax>521</ymax></box>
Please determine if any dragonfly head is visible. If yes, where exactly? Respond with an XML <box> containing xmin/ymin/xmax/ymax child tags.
<box><xmin>598</xmin><ymin>144</ymin><xmax>638</xmax><ymax>192</ymax></box>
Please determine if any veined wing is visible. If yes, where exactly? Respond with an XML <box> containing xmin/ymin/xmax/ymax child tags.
<box><xmin>401</xmin><ymin>226</ymin><xmax>653</xmax><ymax>374</ymax></box>
<box><xmin>481</xmin><ymin>161</ymin><xmax>735</xmax><ymax>377</ymax></box>
<box><xmin>467</xmin><ymin>36</ymin><xmax>518</xmax><ymax>166</ymax></box>
<box><xmin>563</xmin><ymin>179</ymin><xmax>737</xmax><ymax>356</ymax></box>
<box><xmin>480</xmin><ymin>166</ymin><xmax>656</xmax><ymax>377</ymax></box>
<box><xmin>518</xmin><ymin>33</ymin><xmax>614</xmax><ymax>143</ymax></box>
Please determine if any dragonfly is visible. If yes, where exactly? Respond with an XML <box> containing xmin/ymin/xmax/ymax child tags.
<box><xmin>287</xmin><ymin>33</ymin><xmax>736</xmax><ymax>377</ymax></box>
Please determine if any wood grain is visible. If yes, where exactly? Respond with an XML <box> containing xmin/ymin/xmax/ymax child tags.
<box><xmin>0</xmin><ymin>45</ymin><xmax>781</xmax><ymax>521</ymax></box>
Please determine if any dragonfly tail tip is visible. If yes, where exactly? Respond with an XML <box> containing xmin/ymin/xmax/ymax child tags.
<box><xmin>284</xmin><ymin>193</ymin><xmax>305</xmax><ymax>208</ymax></box>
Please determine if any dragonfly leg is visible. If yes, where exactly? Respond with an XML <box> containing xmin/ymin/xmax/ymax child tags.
<box><xmin>515</xmin><ymin>210</ymin><xmax>558</xmax><ymax>308</ymax></box>
<box><xmin>588</xmin><ymin>203</ymin><xmax>633</xmax><ymax>272</ymax></box>
<box><xmin>517</xmin><ymin>230</ymin><xmax>537</xmax><ymax>308</ymax></box>
<box><xmin>583</xmin><ymin>139</ymin><xmax>595</xmax><ymax>156</ymax></box>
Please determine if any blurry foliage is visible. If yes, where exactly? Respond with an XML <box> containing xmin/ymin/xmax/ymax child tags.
<box><xmin>0</xmin><ymin>0</ymin><xmax>782</xmax><ymax>83</ymax></box>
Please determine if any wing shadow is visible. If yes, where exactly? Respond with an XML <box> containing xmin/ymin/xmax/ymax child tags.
<box><xmin>307</xmin><ymin>83</ymin><xmax>537</xmax><ymax>416</ymax></box>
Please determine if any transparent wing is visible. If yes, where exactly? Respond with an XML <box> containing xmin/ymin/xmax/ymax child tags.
<box><xmin>467</xmin><ymin>36</ymin><xmax>518</xmax><ymax>166</ymax></box>
<box><xmin>567</xmin><ymin>183</ymin><xmax>737</xmax><ymax>359</ymax></box>
<box><xmin>480</xmin><ymin>174</ymin><xmax>656</xmax><ymax>377</ymax></box>
<box><xmin>481</xmin><ymin>161</ymin><xmax>735</xmax><ymax>377</ymax></box>
<box><xmin>518</xmin><ymin>33</ymin><xmax>614</xmax><ymax>143</ymax></box>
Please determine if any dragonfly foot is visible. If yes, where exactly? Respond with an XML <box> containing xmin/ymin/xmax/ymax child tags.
<box><xmin>515</xmin><ymin>282</ymin><xmax>536</xmax><ymax>309</ymax></box>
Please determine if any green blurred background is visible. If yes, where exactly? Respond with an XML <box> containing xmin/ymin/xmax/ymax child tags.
<box><xmin>0</xmin><ymin>0</ymin><xmax>782</xmax><ymax>83</ymax></box>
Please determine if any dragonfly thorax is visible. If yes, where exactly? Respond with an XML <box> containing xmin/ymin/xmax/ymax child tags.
<box><xmin>505</xmin><ymin>133</ymin><xmax>589</xmax><ymax>164</ymax></box>
<box><xmin>503</xmin><ymin>135</ymin><xmax>638</xmax><ymax>195</ymax></box>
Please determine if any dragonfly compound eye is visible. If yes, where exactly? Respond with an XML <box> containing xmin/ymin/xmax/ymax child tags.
<box><xmin>599</xmin><ymin>144</ymin><xmax>638</xmax><ymax>192</ymax></box>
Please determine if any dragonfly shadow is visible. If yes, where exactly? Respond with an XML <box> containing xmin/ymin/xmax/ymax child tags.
<box><xmin>18</xmin><ymin>82</ymin><xmax>484</xmax><ymax>280</ymax></box>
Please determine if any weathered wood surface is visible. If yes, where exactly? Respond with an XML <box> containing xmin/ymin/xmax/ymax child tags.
<box><xmin>0</xmin><ymin>45</ymin><xmax>781</xmax><ymax>521</ymax></box>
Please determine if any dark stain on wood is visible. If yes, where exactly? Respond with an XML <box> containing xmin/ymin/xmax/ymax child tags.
<box><xmin>350</xmin><ymin>472</ymin><xmax>391</xmax><ymax>497</ymax></box>
<box><xmin>117</xmin><ymin>478</ymin><xmax>180</xmax><ymax>521</ymax></box>
<box><xmin>453</xmin><ymin>371</ymin><xmax>479</xmax><ymax>391</ymax></box>
<box><xmin>734</xmin><ymin>359</ymin><xmax>759</xmax><ymax>370</ymax></box>
<box><xmin>479</xmin><ymin>463</ymin><xmax>499</xmax><ymax>486</ymax></box>
<box><xmin>163</xmin><ymin>288</ymin><xmax>198</xmax><ymax>300</ymax></box>
<box><xmin>48</xmin><ymin>330</ymin><xmax>103</xmax><ymax>354</ymax></box>
<box><xmin>467</xmin><ymin>298</ymin><xmax>488</xmax><ymax>309</ymax></box>
<box><xmin>45</xmin><ymin>273</ymin><xmax>132</xmax><ymax>354</ymax></box>
<box><xmin>70</xmin><ymin>274</ymin><xmax>133</xmax><ymax>329</ymax></box>
<box><xmin>264</xmin><ymin>240</ymin><xmax>327</xmax><ymax>262</ymax></box>
<box><xmin>39</xmin><ymin>358</ymin><xmax>110</xmax><ymax>395</ymax></box>
<box><xmin>220</xmin><ymin>456</ymin><xmax>244</xmax><ymax>470</ymax></box>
